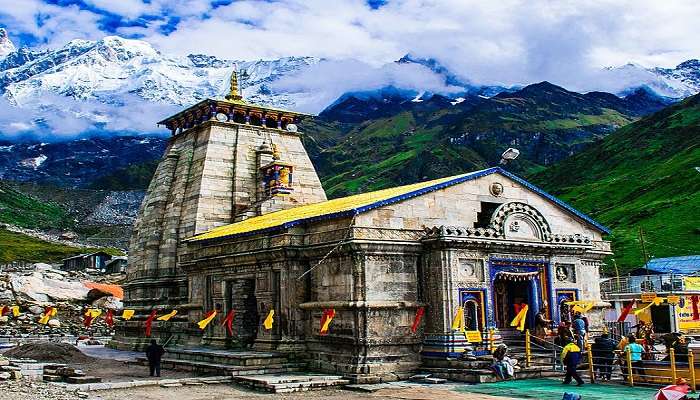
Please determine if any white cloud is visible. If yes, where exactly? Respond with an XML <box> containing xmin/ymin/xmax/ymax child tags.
<box><xmin>0</xmin><ymin>94</ymin><xmax>177</xmax><ymax>140</ymax></box>
<box><xmin>3</xmin><ymin>0</ymin><xmax>700</xmax><ymax>83</ymax></box>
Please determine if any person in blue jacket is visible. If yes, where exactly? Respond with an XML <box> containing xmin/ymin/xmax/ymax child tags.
<box><xmin>561</xmin><ymin>338</ymin><xmax>584</xmax><ymax>386</ymax></box>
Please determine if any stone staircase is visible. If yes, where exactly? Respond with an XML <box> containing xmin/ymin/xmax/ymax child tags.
<box><xmin>135</xmin><ymin>348</ymin><xmax>306</xmax><ymax>376</ymax></box>
<box><xmin>231</xmin><ymin>373</ymin><xmax>350</xmax><ymax>393</ymax></box>
<box><xmin>419</xmin><ymin>356</ymin><xmax>560</xmax><ymax>383</ymax></box>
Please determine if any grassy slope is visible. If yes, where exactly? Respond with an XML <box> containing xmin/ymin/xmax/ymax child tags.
<box><xmin>0</xmin><ymin>181</ymin><xmax>123</xmax><ymax>263</ymax></box>
<box><xmin>0</xmin><ymin>181</ymin><xmax>73</xmax><ymax>229</ymax></box>
<box><xmin>531</xmin><ymin>95</ymin><xmax>700</xmax><ymax>272</ymax></box>
<box><xmin>308</xmin><ymin>86</ymin><xmax>639</xmax><ymax>198</ymax></box>
<box><xmin>0</xmin><ymin>228</ymin><xmax>121</xmax><ymax>264</ymax></box>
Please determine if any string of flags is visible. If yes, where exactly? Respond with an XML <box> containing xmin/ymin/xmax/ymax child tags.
<box><xmin>1</xmin><ymin>303</ymin><xmax>432</xmax><ymax>339</ymax></box>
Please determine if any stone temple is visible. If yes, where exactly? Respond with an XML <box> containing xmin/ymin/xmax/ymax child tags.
<box><xmin>112</xmin><ymin>72</ymin><xmax>612</xmax><ymax>381</ymax></box>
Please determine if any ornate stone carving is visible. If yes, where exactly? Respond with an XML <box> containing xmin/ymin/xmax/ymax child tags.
<box><xmin>555</xmin><ymin>264</ymin><xmax>576</xmax><ymax>283</ymax></box>
<box><xmin>457</xmin><ymin>258</ymin><xmax>484</xmax><ymax>281</ymax></box>
<box><xmin>490</xmin><ymin>182</ymin><xmax>504</xmax><ymax>197</ymax></box>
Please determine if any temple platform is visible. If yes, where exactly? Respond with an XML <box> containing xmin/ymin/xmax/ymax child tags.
<box><xmin>134</xmin><ymin>347</ymin><xmax>306</xmax><ymax>376</ymax></box>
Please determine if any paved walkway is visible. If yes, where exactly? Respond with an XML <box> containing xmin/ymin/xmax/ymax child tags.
<box><xmin>456</xmin><ymin>378</ymin><xmax>658</xmax><ymax>400</ymax></box>
<box><xmin>77</xmin><ymin>344</ymin><xmax>141</xmax><ymax>362</ymax></box>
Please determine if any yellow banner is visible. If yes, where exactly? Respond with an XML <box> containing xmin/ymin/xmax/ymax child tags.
<box><xmin>466</xmin><ymin>330</ymin><xmax>482</xmax><ymax>343</ymax></box>
<box><xmin>685</xmin><ymin>277</ymin><xmax>700</xmax><ymax>291</ymax></box>
<box><xmin>641</xmin><ymin>293</ymin><xmax>657</xmax><ymax>303</ymax></box>
<box><xmin>263</xmin><ymin>310</ymin><xmax>274</xmax><ymax>330</ymax></box>
<box><xmin>510</xmin><ymin>305</ymin><xmax>529</xmax><ymax>331</ymax></box>
<box><xmin>121</xmin><ymin>309</ymin><xmax>135</xmax><ymax>320</ymax></box>
<box><xmin>197</xmin><ymin>311</ymin><xmax>217</xmax><ymax>330</ymax></box>
<box><xmin>157</xmin><ymin>310</ymin><xmax>177</xmax><ymax>321</ymax></box>
<box><xmin>668</xmin><ymin>295</ymin><xmax>681</xmax><ymax>305</ymax></box>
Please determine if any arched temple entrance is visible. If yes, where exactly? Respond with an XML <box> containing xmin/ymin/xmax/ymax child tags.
<box><xmin>490</xmin><ymin>259</ymin><xmax>549</xmax><ymax>330</ymax></box>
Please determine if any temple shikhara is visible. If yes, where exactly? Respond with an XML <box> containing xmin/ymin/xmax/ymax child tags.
<box><xmin>112</xmin><ymin>71</ymin><xmax>612</xmax><ymax>382</ymax></box>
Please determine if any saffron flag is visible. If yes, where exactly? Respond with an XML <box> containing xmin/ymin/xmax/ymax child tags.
<box><xmin>38</xmin><ymin>312</ymin><xmax>51</xmax><ymax>325</ymax></box>
<box><xmin>145</xmin><ymin>310</ymin><xmax>158</xmax><ymax>337</ymax></box>
<box><xmin>197</xmin><ymin>310</ymin><xmax>217</xmax><ymax>330</ymax></box>
<box><xmin>510</xmin><ymin>304</ymin><xmax>529</xmax><ymax>331</ymax></box>
<box><xmin>633</xmin><ymin>297</ymin><xmax>665</xmax><ymax>316</ymax></box>
<box><xmin>220</xmin><ymin>310</ymin><xmax>235</xmax><ymax>336</ymax></box>
<box><xmin>44</xmin><ymin>306</ymin><xmax>58</xmax><ymax>317</ymax></box>
<box><xmin>121</xmin><ymin>309</ymin><xmax>135</xmax><ymax>320</ymax></box>
<box><xmin>411</xmin><ymin>307</ymin><xmax>425</xmax><ymax>333</ymax></box>
<box><xmin>157</xmin><ymin>310</ymin><xmax>178</xmax><ymax>321</ymax></box>
<box><xmin>320</xmin><ymin>309</ymin><xmax>335</xmax><ymax>335</ymax></box>
<box><xmin>0</xmin><ymin>305</ymin><xmax>8</xmax><ymax>316</ymax></box>
<box><xmin>451</xmin><ymin>306</ymin><xmax>468</xmax><ymax>337</ymax></box>
<box><xmin>263</xmin><ymin>309</ymin><xmax>275</xmax><ymax>330</ymax></box>
<box><xmin>104</xmin><ymin>309</ymin><xmax>114</xmax><ymax>328</ymax></box>
<box><xmin>10</xmin><ymin>305</ymin><xmax>20</xmax><ymax>317</ymax></box>
<box><xmin>617</xmin><ymin>300</ymin><xmax>635</xmax><ymax>322</ymax></box>
<box><xmin>86</xmin><ymin>309</ymin><xmax>102</xmax><ymax>318</ymax></box>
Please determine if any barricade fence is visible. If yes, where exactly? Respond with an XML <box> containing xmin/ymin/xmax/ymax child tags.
<box><xmin>514</xmin><ymin>329</ymin><xmax>698</xmax><ymax>390</ymax></box>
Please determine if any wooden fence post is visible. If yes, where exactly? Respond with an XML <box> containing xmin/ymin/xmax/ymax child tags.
<box><xmin>670</xmin><ymin>348</ymin><xmax>677</xmax><ymax>384</ymax></box>
<box><xmin>586</xmin><ymin>343</ymin><xmax>595</xmax><ymax>383</ymax></box>
<box><xmin>690</xmin><ymin>351</ymin><xmax>697</xmax><ymax>393</ymax></box>
<box><xmin>525</xmin><ymin>329</ymin><xmax>531</xmax><ymax>367</ymax></box>
<box><xmin>626</xmin><ymin>347</ymin><xmax>634</xmax><ymax>387</ymax></box>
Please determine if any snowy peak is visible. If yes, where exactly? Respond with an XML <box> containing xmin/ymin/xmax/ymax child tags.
<box><xmin>0</xmin><ymin>28</ymin><xmax>16</xmax><ymax>58</ymax></box>
<box><xmin>0</xmin><ymin>34</ymin><xmax>319</xmax><ymax>108</ymax></box>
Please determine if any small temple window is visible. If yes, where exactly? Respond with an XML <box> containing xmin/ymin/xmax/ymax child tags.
<box><xmin>475</xmin><ymin>202</ymin><xmax>500</xmax><ymax>228</ymax></box>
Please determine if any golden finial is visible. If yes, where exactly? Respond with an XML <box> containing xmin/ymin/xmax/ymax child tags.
<box><xmin>225</xmin><ymin>66</ymin><xmax>243</xmax><ymax>102</ymax></box>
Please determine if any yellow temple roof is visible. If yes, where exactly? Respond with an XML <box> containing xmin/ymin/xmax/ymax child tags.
<box><xmin>187</xmin><ymin>166</ymin><xmax>610</xmax><ymax>243</ymax></box>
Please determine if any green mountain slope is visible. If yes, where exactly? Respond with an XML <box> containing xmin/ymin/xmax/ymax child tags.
<box><xmin>0</xmin><ymin>228</ymin><xmax>121</xmax><ymax>264</ymax></box>
<box><xmin>0</xmin><ymin>181</ymin><xmax>73</xmax><ymax>230</ymax></box>
<box><xmin>306</xmin><ymin>82</ymin><xmax>662</xmax><ymax>198</ymax></box>
<box><xmin>531</xmin><ymin>94</ymin><xmax>700</xmax><ymax>272</ymax></box>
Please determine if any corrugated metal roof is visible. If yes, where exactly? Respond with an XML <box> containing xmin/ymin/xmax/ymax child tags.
<box><xmin>643</xmin><ymin>255</ymin><xmax>700</xmax><ymax>275</ymax></box>
<box><xmin>187</xmin><ymin>167</ymin><xmax>610</xmax><ymax>242</ymax></box>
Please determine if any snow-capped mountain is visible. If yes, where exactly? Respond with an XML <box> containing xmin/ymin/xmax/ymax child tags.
<box><xmin>0</xmin><ymin>28</ymin><xmax>15</xmax><ymax>58</ymax></box>
<box><xmin>0</xmin><ymin>34</ymin><xmax>319</xmax><ymax>109</ymax></box>
<box><xmin>605</xmin><ymin>61</ymin><xmax>700</xmax><ymax>99</ymax></box>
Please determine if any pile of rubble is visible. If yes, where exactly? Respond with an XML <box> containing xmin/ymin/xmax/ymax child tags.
<box><xmin>0</xmin><ymin>263</ymin><xmax>123</xmax><ymax>337</ymax></box>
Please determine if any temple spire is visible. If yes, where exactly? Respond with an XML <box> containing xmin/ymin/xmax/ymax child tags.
<box><xmin>225</xmin><ymin>67</ymin><xmax>244</xmax><ymax>102</ymax></box>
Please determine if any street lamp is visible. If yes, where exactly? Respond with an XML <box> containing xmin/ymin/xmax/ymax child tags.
<box><xmin>500</xmin><ymin>148</ymin><xmax>520</xmax><ymax>165</ymax></box>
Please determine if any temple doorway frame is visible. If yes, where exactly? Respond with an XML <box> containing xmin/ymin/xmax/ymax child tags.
<box><xmin>489</xmin><ymin>258</ymin><xmax>552</xmax><ymax>329</ymax></box>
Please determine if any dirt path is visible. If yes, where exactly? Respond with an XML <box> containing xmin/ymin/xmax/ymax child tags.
<box><xmin>89</xmin><ymin>384</ymin><xmax>511</xmax><ymax>400</ymax></box>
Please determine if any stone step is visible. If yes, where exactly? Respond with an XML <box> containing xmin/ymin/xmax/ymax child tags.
<box><xmin>231</xmin><ymin>373</ymin><xmax>350</xmax><ymax>393</ymax></box>
<box><xmin>65</xmin><ymin>376</ymin><xmax>102</xmax><ymax>384</ymax></box>
<box><xmin>419</xmin><ymin>365</ymin><xmax>556</xmax><ymax>384</ymax></box>
<box><xmin>135</xmin><ymin>357</ymin><xmax>305</xmax><ymax>376</ymax></box>
<box><xmin>165</xmin><ymin>348</ymin><xmax>290</xmax><ymax>367</ymax></box>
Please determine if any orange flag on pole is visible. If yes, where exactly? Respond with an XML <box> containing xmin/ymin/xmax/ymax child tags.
<box><xmin>197</xmin><ymin>310</ymin><xmax>217</xmax><ymax>330</ymax></box>
<box><xmin>411</xmin><ymin>307</ymin><xmax>425</xmax><ymax>333</ymax></box>
<box><xmin>319</xmin><ymin>309</ymin><xmax>335</xmax><ymax>335</ymax></box>
<box><xmin>0</xmin><ymin>305</ymin><xmax>8</xmax><ymax>316</ymax></box>
<box><xmin>144</xmin><ymin>310</ymin><xmax>157</xmax><ymax>337</ymax></box>
<box><xmin>221</xmin><ymin>310</ymin><xmax>235</xmax><ymax>336</ymax></box>
<box><xmin>105</xmin><ymin>309</ymin><xmax>114</xmax><ymax>327</ymax></box>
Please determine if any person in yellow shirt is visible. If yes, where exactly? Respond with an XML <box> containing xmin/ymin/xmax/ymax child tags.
<box><xmin>561</xmin><ymin>338</ymin><xmax>584</xmax><ymax>386</ymax></box>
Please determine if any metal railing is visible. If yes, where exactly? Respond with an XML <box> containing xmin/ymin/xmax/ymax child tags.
<box><xmin>601</xmin><ymin>274</ymin><xmax>685</xmax><ymax>297</ymax></box>
<box><xmin>512</xmin><ymin>331</ymin><xmax>699</xmax><ymax>390</ymax></box>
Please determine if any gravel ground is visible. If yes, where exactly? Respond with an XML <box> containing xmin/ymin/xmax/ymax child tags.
<box><xmin>88</xmin><ymin>384</ymin><xmax>509</xmax><ymax>400</ymax></box>
<box><xmin>1</xmin><ymin>380</ymin><xmax>84</xmax><ymax>400</ymax></box>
